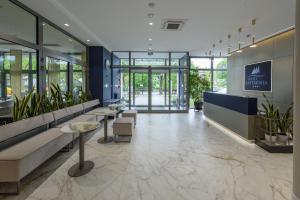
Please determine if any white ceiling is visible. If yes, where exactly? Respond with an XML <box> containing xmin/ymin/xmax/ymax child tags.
<box><xmin>19</xmin><ymin>0</ymin><xmax>295</xmax><ymax>56</ymax></box>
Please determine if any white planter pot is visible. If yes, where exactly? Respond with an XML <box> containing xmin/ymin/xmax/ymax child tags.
<box><xmin>277</xmin><ymin>134</ymin><xmax>289</xmax><ymax>143</ymax></box>
<box><xmin>265</xmin><ymin>133</ymin><xmax>277</xmax><ymax>143</ymax></box>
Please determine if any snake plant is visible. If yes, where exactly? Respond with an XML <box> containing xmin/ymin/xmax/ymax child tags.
<box><xmin>13</xmin><ymin>90</ymin><xmax>34</xmax><ymax>121</ymax></box>
<box><xmin>12</xmin><ymin>83</ymin><xmax>90</xmax><ymax>122</ymax></box>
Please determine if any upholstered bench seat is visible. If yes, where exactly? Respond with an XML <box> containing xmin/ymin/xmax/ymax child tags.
<box><xmin>113</xmin><ymin>117</ymin><xmax>134</xmax><ymax>137</ymax></box>
<box><xmin>0</xmin><ymin>128</ymin><xmax>72</xmax><ymax>183</ymax></box>
<box><xmin>122</xmin><ymin>110</ymin><xmax>137</xmax><ymax>125</ymax></box>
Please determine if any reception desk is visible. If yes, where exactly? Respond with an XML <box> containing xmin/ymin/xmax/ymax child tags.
<box><xmin>203</xmin><ymin>92</ymin><xmax>257</xmax><ymax>141</ymax></box>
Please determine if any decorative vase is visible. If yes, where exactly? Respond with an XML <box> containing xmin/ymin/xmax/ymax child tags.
<box><xmin>264</xmin><ymin>133</ymin><xmax>277</xmax><ymax>143</ymax></box>
<box><xmin>277</xmin><ymin>133</ymin><xmax>289</xmax><ymax>143</ymax></box>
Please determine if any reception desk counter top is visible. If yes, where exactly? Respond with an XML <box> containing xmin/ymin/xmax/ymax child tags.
<box><xmin>203</xmin><ymin>92</ymin><xmax>257</xmax><ymax>141</ymax></box>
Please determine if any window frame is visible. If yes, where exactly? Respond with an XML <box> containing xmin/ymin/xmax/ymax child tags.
<box><xmin>0</xmin><ymin>0</ymin><xmax>88</xmax><ymax>96</ymax></box>
<box><xmin>189</xmin><ymin>56</ymin><xmax>227</xmax><ymax>92</ymax></box>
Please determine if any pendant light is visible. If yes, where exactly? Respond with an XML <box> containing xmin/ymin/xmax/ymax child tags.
<box><xmin>212</xmin><ymin>44</ymin><xmax>216</xmax><ymax>57</ymax></box>
<box><xmin>237</xmin><ymin>27</ymin><xmax>243</xmax><ymax>53</ymax></box>
<box><xmin>227</xmin><ymin>34</ymin><xmax>232</xmax><ymax>56</ymax></box>
<box><xmin>219</xmin><ymin>40</ymin><xmax>222</xmax><ymax>57</ymax></box>
<box><xmin>250</xmin><ymin>19</ymin><xmax>257</xmax><ymax>48</ymax></box>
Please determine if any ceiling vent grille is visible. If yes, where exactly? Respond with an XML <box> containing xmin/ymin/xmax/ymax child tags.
<box><xmin>161</xmin><ymin>19</ymin><xmax>187</xmax><ymax>31</ymax></box>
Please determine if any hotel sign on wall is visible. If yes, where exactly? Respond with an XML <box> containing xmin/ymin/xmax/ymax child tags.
<box><xmin>244</xmin><ymin>61</ymin><xmax>272</xmax><ymax>92</ymax></box>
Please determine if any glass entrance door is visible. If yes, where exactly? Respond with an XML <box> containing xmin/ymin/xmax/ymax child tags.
<box><xmin>131</xmin><ymin>69</ymin><xmax>149</xmax><ymax>110</ymax></box>
<box><xmin>150</xmin><ymin>69</ymin><xmax>169</xmax><ymax>110</ymax></box>
<box><xmin>117</xmin><ymin>66</ymin><xmax>188</xmax><ymax>112</ymax></box>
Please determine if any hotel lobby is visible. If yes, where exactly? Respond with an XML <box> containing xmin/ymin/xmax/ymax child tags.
<box><xmin>0</xmin><ymin>0</ymin><xmax>299</xmax><ymax>199</ymax></box>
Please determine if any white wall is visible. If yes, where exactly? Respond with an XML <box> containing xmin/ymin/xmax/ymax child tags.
<box><xmin>227</xmin><ymin>30</ymin><xmax>294</xmax><ymax>112</ymax></box>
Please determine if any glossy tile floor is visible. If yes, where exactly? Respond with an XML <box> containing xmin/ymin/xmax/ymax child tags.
<box><xmin>11</xmin><ymin>112</ymin><xmax>296</xmax><ymax>199</ymax></box>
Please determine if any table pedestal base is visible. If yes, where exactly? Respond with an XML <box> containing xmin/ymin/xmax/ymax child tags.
<box><xmin>97</xmin><ymin>136</ymin><xmax>114</xmax><ymax>144</ymax></box>
<box><xmin>68</xmin><ymin>161</ymin><xmax>94</xmax><ymax>177</ymax></box>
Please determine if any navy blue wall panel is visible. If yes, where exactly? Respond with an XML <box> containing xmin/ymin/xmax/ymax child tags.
<box><xmin>89</xmin><ymin>46</ymin><xmax>103</xmax><ymax>104</ymax></box>
<box><xmin>103</xmin><ymin>48</ymin><xmax>112</xmax><ymax>102</ymax></box>
<box><xmin>89</xmin><ymin>46</ymin><xmax>112</xmax><ymax>106</ymax></box>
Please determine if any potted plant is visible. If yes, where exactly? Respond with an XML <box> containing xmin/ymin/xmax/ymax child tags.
<box><xmin>275</xmin><ymin>105</ymin><xmax>293</xmax><ymax>143</ymax></box>
<box><xmin>261</xmin><ymin>94</ymin><xmax>278</xmax><ymax>143</ymax></box>
<box><xmin>189</xmin><ymin>71</ymin><xmax>210</xmax><ymax>111</ymax></box>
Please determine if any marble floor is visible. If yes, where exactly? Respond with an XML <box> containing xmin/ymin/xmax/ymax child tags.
<box><xmin>6</xmin><ymin>112</ymin><xmax>295</xmax><ymax>200</ymax></box>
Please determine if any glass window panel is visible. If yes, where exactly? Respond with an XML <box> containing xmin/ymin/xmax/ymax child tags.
<box><xmin>113</xmin><ymin>52</ymin><xmax>129</xmax><ymax>66</ymax></box>
<box><xmin>0</xmin><ymin>40</ymin><xmax>37</xmax><ymax>118</ymax></box>
<box><xmin>120</xmin><ymin>68</ymin><xmax>129</xmax><ymax>107</ymax></box>
<box><xmin>213</xmin><ymin>71</ymin><xmax>227</xmax><ymax>93</ymax></box>
<box><xmin>213</xmin><ymin>58</ymin><xmax>227</xmax><ymax>69</ymax></box>
<box><xmin>190</xmin><ymin>58</ymin><xmax>211</xmax><ymax>69</ymax></box>
<box><xmin>170</xmin><ymin>69</ymin><xmax>188</xmax><ymax>110</ymax></box>
<box><xmin>73</xmin><ymin>64</ymin><xmax>86</xmax><ymax>94</ymax></box>
<box><xmin>43</xmin><ymin>23</ymin><xmax>86</xmax><ymax>61</ymax></box>
<box><xmin>45</xmin><ymin>57</ymin><xmax>68</xmax><ymax>93</ymax></box>
<box><xmin>171</xmin><ymin>52</ymin><xmax>188</xmax><ymax>67</ymax></box>
<box><xmin>131</xmin><ymin>52</ymin><xmax>168</xmax><ymax>66</ymax></box>
<box><xmin>171</xmin><ymin>59</ymin><xmax>179</xmax><ymax>66</ymax></box>
<box><xmin>0</xmin><ymin>0</ymin><xmax>36</xmax><ymax>43</ymax></box>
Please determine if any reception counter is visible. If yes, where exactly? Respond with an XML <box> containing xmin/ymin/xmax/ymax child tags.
<box><xmin>203</xmin><ymin>92</ymin><xmax>257</xmax><ymax>141</ymax></box>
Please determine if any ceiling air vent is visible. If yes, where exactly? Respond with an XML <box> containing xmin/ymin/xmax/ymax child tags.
<box><xmin>161</xmin><ymin>19</ymin><xmax>187</xmax><ymax>31</ymax></box>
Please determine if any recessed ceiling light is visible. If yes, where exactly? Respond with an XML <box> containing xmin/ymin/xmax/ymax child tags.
<box><xmin>64</xmin><ymin>23</ymin><xmax>69</xmax><ymax>27</ymax></box>
<box><xmin>250</xmin><ymin>44</ymin><xmax>257</xmax><ymax>48</ymax></box>
<box><xmin>68</xmin><ymin>38</ymin><xmax>73</xmax><ymax>42</ymax></box>
<box><xmin>148</xmin><ymin>38</ymin><xmax>153</xmax><ymax>41</ymax></box>
<box><xmin>237</xmin><ymin>49</ymin><xmax>243</xmax><ymax>53</ymax></box>
<box><xmin>87</xmin><ymin>39</ymin><xmax>90</xmax><ymax>42</ymax></box>
<box><xmin>148</xmin><ymin>22</ymin><xmax>154</xmax><ymax>26</ymax></box>
<box><xmin>42</xmin><ymin>23</ymin><xmax>46</xmax><ymax>26</ymax></box>
<box><xmin>148</xmin><ymin>47</ymin><xmax>152</xmax><ymax>51</ymax></box>
<box><xmin>148</xmin><ymin>2</ymin><xmax>155</xmax><ymax>8</ymax></box>
<box><xmin>148</xmin><ymin>13</ymin><xmax>154</xmax><ymax>18</ymax></box>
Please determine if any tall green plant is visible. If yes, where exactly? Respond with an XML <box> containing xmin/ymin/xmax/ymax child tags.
<box><xmin>78</xmin><ymin>90</ymin><xmax>91</xmax><ymax>103</ymax></box>
<box><xmin>65</xmin><ymin>91</ymin><xmax>75</xmax><ymax>107</ymax></box>
<box><xmin>13</xmin><ymin>90</ymin><xmax>34</xmax><ymax>121</ymax></box>
<box><xmin>12</xmin><ymin>83</ymin><xmax>91</xmax><ymax>123</ymax></box>
<box><xmin>189</xmin><ymin>71</ymin><xmax>210</xmax><ymax>102</ymax></box>
<box><xmin>26</xmin><ymin>92</ymin><xmax>43</xmax><ymax>118</ymax></box>
<box><xmin>276</xmin><ymin>105</ymin><xmax>293</xmax><ymax>134</ymax></box>
<box><xmin>261</xmin><ymin>93</ymin><xmax>278</xmax><ymax>134</ymax></box>
<box><xmin>50</xmin><ymin>83</ymin><xmax>65</xmax><ymax>110</ymax></box>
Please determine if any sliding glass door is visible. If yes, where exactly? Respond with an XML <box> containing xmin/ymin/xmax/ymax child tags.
<box><xmin>131</xmin><ymin>69</ymin><xmax>149</xmax><ymax>110</ymax></box>
<box><xmin>151</xmin><ymin>69</ymin><xmax>169</xmax><ymax>110</ymax></box>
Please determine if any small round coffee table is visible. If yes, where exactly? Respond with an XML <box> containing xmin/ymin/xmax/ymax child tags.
<box><xmin>60</xmin><ymin>121</ymin><xmax>100</xmax><ymax>177</ymax></box>
<box><xmin>89</xmin><ymin>108</ymin><xmax>117</xmax><ymax>144</ymax></box>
